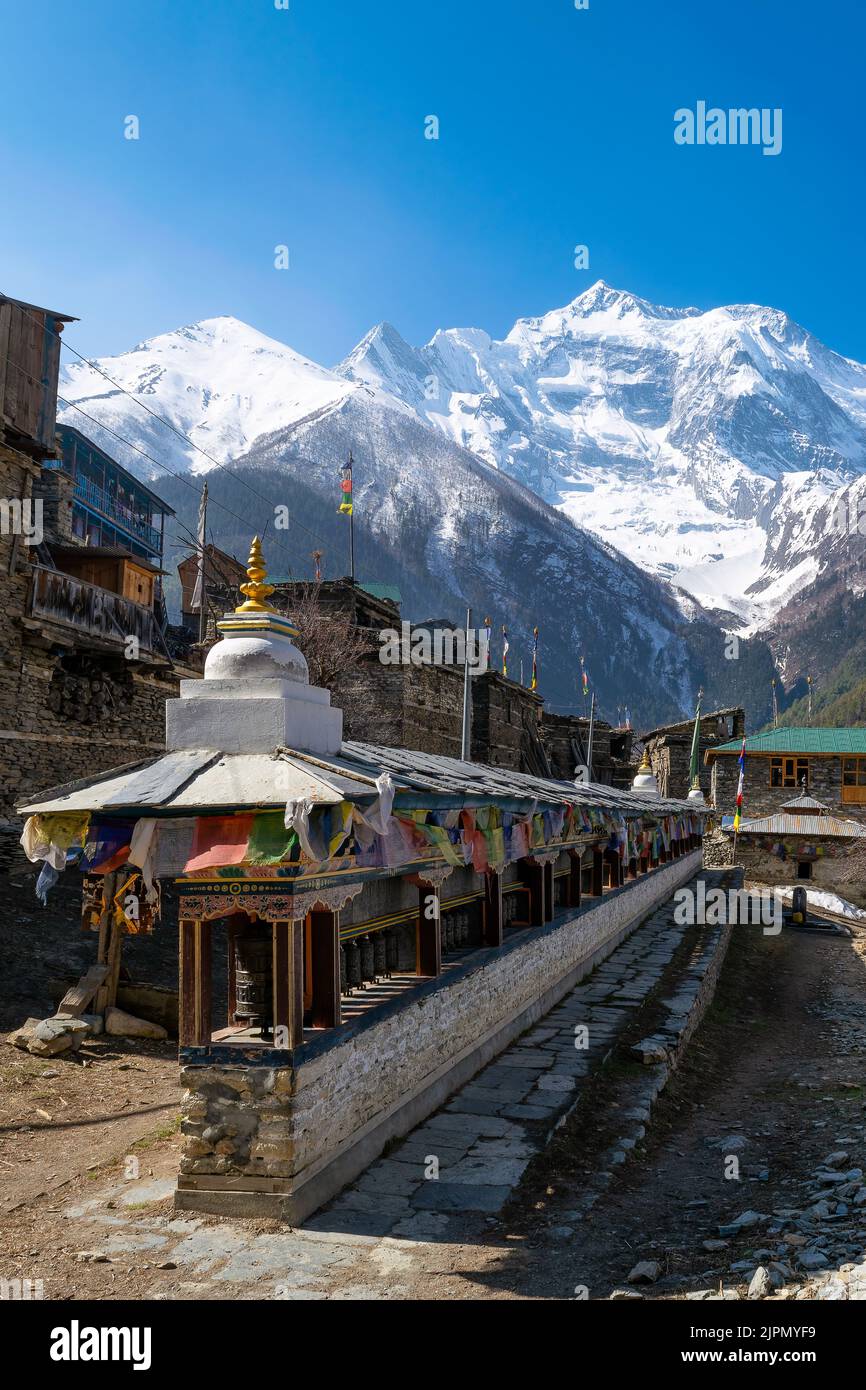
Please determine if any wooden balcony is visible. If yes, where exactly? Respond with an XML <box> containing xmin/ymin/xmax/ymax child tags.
<box><xmin>27</xmin><ymin>564</ymin><xmax>159</xmax><ymax>656</ymax></box>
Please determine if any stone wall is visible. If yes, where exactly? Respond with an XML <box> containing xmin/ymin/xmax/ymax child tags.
<box><xmin>643</xmin><ymin>709</ymin><xmax>744</xmax><ymax>800</ymax></box>
<box><xmin>735</xmin><ymin>839</ymin><xmax>866</xmax><ymax>905</ymax></box>
<box><xmin>176</xmin><ymin>850</ymin><xmax>702</xmax><ymax>1221</ymax></box>
<box><xmin>711</xmin><ymin>754</ymin><xmax>866</xmax><ymax>824</ymax></box>
<box><xmin>471</xmin><ymin>671</ymin><xmax>545</xmax><ymax>772</ymax></box>
<box><xmin>333</xmin><ymin>655</ymin><xmax>465</xmax><ymax>757</ymax></box>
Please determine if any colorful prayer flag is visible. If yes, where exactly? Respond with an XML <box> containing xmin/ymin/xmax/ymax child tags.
<box><xmin>339</xmin><ymin>453</ymin><xmax>353</xmax><ymax>516</ymax></box>
<box><xmin>733</xmin><ymin>736</ymin><xmax>746</xmax><ymax>831</ymax></box>
<box><xmin>185</xmin><ymin>815</ymin><xmax>255</xmax><ymax>872</ymax></box>
<box><xmin>531</xmin><ymin>626</ymin><xmax>538</xmax><ymax>691</ymax></box>
<box><xmin>502</xmin><ymin>626</ymin><xmax>509</xmax><ymax>678</ymax></box>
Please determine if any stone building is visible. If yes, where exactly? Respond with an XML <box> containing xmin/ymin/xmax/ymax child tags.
<box><xmin>723</xmin><ymin>791</ymin><xmax>866</xmax><ymax>900</ymax></box>
<box><xmin>642</xmin><ymin>706</ymin><xmax>745</xmax><ymax>801</ymax></box>
<box><xmin>540</xmin><ymin>710</ymin><xmax>635</xmax><ymax>786</ymax></box>
<box><xmin>706</xmin><ymin>728</ymin><xmax>866</xmax><ymax>825</ymax></box>
<box><xmin>0</xmin><ymin>294</ymin><xmax>180</xmax><ymax>838</ymax></box>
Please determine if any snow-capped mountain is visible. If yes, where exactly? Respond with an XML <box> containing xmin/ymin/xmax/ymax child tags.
<box><xmin>60</xmin><ymin>316</ymin><xmax>363</xmax><ymax>476</ymax></box>
<box><xmin>339</xmin><ymin>281</ymin><xmax>866</xmax><ymax>629</ymax></box>
<box><xmin>58</xmin><ymin>312</ymin><xmax>776</xmax><ymax>725</ymax></box>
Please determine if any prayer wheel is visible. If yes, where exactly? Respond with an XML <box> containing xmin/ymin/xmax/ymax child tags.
<box><xmin>346</xmin><ymin>938</ymin><xmax>362</xmax><ymax>988</ymax></box>
<box><xmin>385</xmin><ymin>929</ymin><xmax>399</xmax><ymax>973</ymax></box>
<box><xmin>359</xmin><ymin>934</ymin><xmax>375</xmax><ymax>982</ymax></box>
<box><xmin>233</xmin><ymin>924</ymin><xmax>274</xmax><ymax>1033</ymax></box>
<box><xmin>373</xmin><ymin>931</ymin><xmax>387</xmax><ymax>977</ymax></box>
<box><xmin>442</xmin><ymin>912</ymin><xmax>454</xmax><ymax>952</ymax></box>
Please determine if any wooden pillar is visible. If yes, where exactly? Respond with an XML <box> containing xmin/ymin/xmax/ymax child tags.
<box><xmin>309</xmin><ymin>909</ymin><xmax>341</xmax><ymax>1028</ymax></box>
<box><xmin>417</xmin><ymin>885</ymin><xmax>442</xmax><ymax>976</ymax></box>
<box><xmin>627</xmin><ymin>857</ymin><xmax>638</xmax><ymax>880</ymax></box>
<box><xmin>273</xmin><ymin>919</ymin><xmax>304</xmax><ymax>1049</ymax></box>
<box><xmin>659</xmin><ymin>844</ymin><xmax>668</xmax><ymax>864</ymax></box>
<box><xmin>521</xmin><ymin>862</ymin><xmax>545</xmax><ymax>925</ymax></box>
<box><xmin>591</xmin><ymin>848</ymin><xmax>604</xmax><ymax>896</ymax></box>
<box><xmin>543</xmin><ymin>861</ymin><xmax>555</xmax><ymax>921</ymax></box>
<box><xmin>179</xmin><ymin>918</ymin><xmax>211</xmax><ymax>1046</ymax></box>
<box><xmin>568</xmin><ymin>850</ymin><xmax>582</xmax><ymax>910</ymax></box>
<box><xmin>482</xmin><ymin>871</ymin><xmax>504</xmax><ymax>948</ymax></box>
<box><xmin>603</xmin><ymin>848</ymin><xmax>621</xmax><ymax>889</ymax></box>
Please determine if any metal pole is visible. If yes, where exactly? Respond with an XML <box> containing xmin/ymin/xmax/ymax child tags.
<box><xmin>197</xmin><ymin>483</ymin><xmax>208</xmax><ymax>645</ymax></box>
<box><xmin>586</xmin><ymin>691</ymin><xmax>596</xmax><ymax>782</ymax></box>
<box><xmin>348</xmin><ymin>451</ymin><xmax>355</xmax><ymax>584</ymax></box>
<box><xmin>461</xmin><ymin>606</ymin><xmax>472</xmax><ymax>761</ymax></box>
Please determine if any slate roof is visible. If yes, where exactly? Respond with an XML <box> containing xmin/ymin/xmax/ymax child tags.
<box><xmin>17</xmin><ymin>741</ymin><xmax>705</xmax><ymax>819</ymax></box>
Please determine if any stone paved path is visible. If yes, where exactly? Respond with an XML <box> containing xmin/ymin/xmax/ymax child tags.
<box><xmin>41</xmin><ymin>869</ymin><xmax>736</xmax><ymax>1298</ymax></box>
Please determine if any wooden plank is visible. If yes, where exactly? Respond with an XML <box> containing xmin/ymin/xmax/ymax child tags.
<box><xmin>55</xmin><ymin>963</ymin><xmax>108</xmax><ymax>1018</ymax></box>
<box><xmin>482</xmin><ymin>871</ymin><xmax>503</xmax><ymax>948</ymax></box>
<box><xmin>416</xmin><ymin>887</ymin><xmax>441</xmax><ymax>977</ymax></box>
<box><xmin>178</xmin><ymin>920</ymin><xmax>197</xmax><ymax>1046</ymax></box>
<box><xmin>273</xmin><ymin>920</ymin><xmax>304</xmax><ymax>1049</ymax></box>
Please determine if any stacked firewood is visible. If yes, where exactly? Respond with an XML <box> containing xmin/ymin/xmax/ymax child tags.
<box><xmin>47</xmin><ymin>657</ymin><xmax>135</xmax><ymax>725</ymax></box>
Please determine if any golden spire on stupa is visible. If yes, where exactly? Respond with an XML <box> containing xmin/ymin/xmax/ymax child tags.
<box><xmin>235</xmin><ymin>536</ymin><xmax>276</xmax><ymax>613</ymax></box>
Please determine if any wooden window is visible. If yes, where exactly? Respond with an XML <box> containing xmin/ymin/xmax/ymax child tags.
<box><xmin>842</xmin><ymin>757</ymin><xmax>866</xmax><ymax>803</ymax></box>
<box><xmin>770</xmin><ymin>757</ymin><xmax>809</xmax><ymax>789</ymax></box>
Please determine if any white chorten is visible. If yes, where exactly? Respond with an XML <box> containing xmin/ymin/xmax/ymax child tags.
<box><xmin>632</xmin><ymin>747</ymin><xmax>659</xmax><ymax>798</ymax></box>
<box><xmin>165</xmin><ymin>537</ymin><xmax>343</xmax><ymax>756</ymax></box>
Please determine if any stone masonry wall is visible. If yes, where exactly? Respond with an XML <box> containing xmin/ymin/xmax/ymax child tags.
<box><xmin>711</xmin><ymin>754</ymin><xmax>866</xmax><ymax>824</ymax></box>
<box><xmin>178</xmin><ymin>851</ymin><xmax>702</xmax><ymax>1198</ymax></box>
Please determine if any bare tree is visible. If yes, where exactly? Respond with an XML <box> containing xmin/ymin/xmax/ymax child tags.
<box><xmin>280</xmin><ymin>583</ymin><xmax>375</xmax><ymax>689</ymax></box>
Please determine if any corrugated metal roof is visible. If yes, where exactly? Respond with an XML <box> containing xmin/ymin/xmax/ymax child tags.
<box><xmin>728</xmin><ymin>812</ymin><xmax>866</xmax><ymax>838</ymax></box>
<box><xmin>710</xmin><ymin>728</ymin><xmax>866</xmax><ymax>756</ymax></box>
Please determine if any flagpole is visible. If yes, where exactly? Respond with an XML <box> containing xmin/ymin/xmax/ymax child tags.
<box><xmin>197</xmin><ymin>481</ymin><xmax>208</xmax><ymax>645</ymax></box>
<box><xmin>587</xmin><ymin>691</ymin><xmax>596</xmax><ymax>782</ymax></box>
<box><xmin>461</xmin><ymin>606</ymin><xmax>472</xmax><ymax>761</ymax></box>
<box><xmin>348</xmin><ymin>452</ymin><xmax>355</xmax><ymax>585</ymax></box>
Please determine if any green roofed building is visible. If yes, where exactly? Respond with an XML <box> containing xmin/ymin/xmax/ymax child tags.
<box><xmin>706</xmin><ymin>727</ymin><xmax>866</xmax><ymax>825</ymax></box>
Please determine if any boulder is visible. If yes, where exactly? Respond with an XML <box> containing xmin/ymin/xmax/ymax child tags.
<box><xmin>6</xmin><ymin>1018</ymin><xmax>42</xmax><ymax>1050</ymax></box>
<box><xmin>627</xmin><ymin>1259</ymin><xmax>662</xmax><ymax>1284</ymax></box>
<box><xmin>748</xmin><ymin>1266</ymin><xmax>772</xmax><ymax>1299</ymax></box>
<box><xmin>104</xmin><ymin>1007</ymin><xmax>168</xmax><ymax>1040</ymax></box>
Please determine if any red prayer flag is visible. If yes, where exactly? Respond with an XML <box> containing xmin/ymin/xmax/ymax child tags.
<box><xmin>184</xmin><ymin>815</ymin><xmax>255</xmax><ymax>872</ymax></box>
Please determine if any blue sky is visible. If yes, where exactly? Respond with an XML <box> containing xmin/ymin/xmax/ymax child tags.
<box><xmin>1</xmin><ymin>0</ymin><xmax>863</xmax><ymax>364</ymax></box>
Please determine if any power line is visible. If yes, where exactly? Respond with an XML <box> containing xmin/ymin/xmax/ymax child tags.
<box><xmin>1</xmin><ymin>292</ymin><xmax>341</xmax><ymax>557</ymax></box>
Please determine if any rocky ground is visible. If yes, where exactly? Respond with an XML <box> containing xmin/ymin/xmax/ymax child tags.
<box><xmin>1</xmin><ymin>867</ymin><xmax>865</xmax><ymax>1301</ymax></box>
